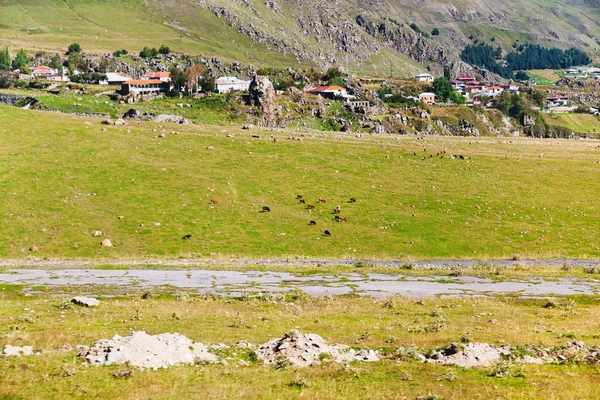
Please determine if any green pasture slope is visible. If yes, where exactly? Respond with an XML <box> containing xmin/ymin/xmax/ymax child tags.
<box><xmin>0</xmin><ymin>0</ymin><xmax>298</xmax><ymax>66</ymax></box>
<box><xmin>0</xmin><ymin>105</ymin><xmax>599</xmax><ymax>260</ymax></box>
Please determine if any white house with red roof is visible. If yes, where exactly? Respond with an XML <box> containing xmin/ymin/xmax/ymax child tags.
<box><xmin>141</xmin><ymin>71</ymin><xmax>171</xmax><ymax>82</ymax></box>
<box><xmin>546</xmin><ymin>95</ymin><xmax>569</xmax><ymax>107</ymax></box>
<box><xmin>305</xmin><ymin>85</ymin><xmax>347</xmax><ymax>99</ymax></box>
<box><xmin>216</xmin><ymin>76</ymin><xmax>251</xmax><ymax>93</ymax></box>
<box><xmin>457</xmin><ymin>75</ymin><xmax>476</xmax><ymax>83</ymax></box>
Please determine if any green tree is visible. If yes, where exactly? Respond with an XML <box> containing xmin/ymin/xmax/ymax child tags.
<box><xmin>495</xmin><ymin>90</ymin><xmax>512</xmax><ymax>115</ymax></box>
<box><xmin>12</xmin><ymin>49</ymin><xmax>28</xmax><ymax>70</ymax></box>
<box><xmin>431</xmin><ymin>28</ymin><xmax>440</xmax><ymax>36</ymax></box>
<box><xmin>450</xmin><ymin>91</ymin><xmax>465</xmax><ymax>105</ymax></box>
<box><xmin>322</xmin><ymin>66</ymin><xmax>342</xmax><ymax>81</ymax></box>
<box><xmin>432</xmin><ymin>77</ymin><xmax>454</xmax><ymax>102</ymax></box>
<box><xmin>66</xmin><ymin>52</ymin><xmax>85</xmax><ymax>71</ymax></box>
<box><xmin>158</xmin><ymin>45</ymin><xmax>171</xmax><ymax>55</ymax></box>
<box><xmin>49</xmin><ymin>53</ymin><xmax>63</xmax><ymax>73</ymax></box>
<box><xmin>169</xmin><ymin>66</ymin><xmax>186</xmax><ymax>92</ymax></box>
<box><xmin>530</xmin><ymin>90</ymin><xmax>546</xmax><ymax>108</ymax></box>
<box><xmin>67</xmin><ymin>43</ymin><xmax>81</xmax><ymax>55</ymax></box>
<box><xmin>328</xmin><ymin>75</ymin><xmax>345</xmax><ymax>87</ymax></box>
<box><xmin>0</xmin><ymin>46</ymin><xmax>10</xmax><ymax>70</ymax></box>
<box><xmin>443</xmin><ymin>65</ymin><xmax>451</xmax><ymax>80</ymax></box>
<box><xmin>515</xmin><ymin>71</ymin><xmax>529</xmax><ymax>81</ymax></box>
<box><xmin>198</xmin><ymin>70</ymin><xmax>215</xmax><ymax>92</ymax></box>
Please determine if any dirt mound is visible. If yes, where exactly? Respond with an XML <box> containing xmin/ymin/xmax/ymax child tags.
<box><xmin>427</xmin><ymin>343</ymin><xmax>503</xmax><ymax>368</ymax></box>
<box><xmin>255</xmin><ymin>330</ymin><xmax>379</xmax><ymax>367</ymax></box>
<box><xmin>78</xmin><ymin>331</ymin><xmax>217</xmax><ymax>369</ymax></box>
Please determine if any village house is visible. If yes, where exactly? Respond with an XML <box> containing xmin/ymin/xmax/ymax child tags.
<box><xmin>141</xmin><ymin>71</ymin><xmax>171</xmax><ymax>82</ymax></box>
<box><xmin>457</xmin><ymin>75</ymin><xmax>476</xmax><ymax>84</ymax></box>
<box><xmin>305</xmin><ymin>85</ymin><xmax>348</xmax><ymax>99</ymax></box>
<box><xmin>546</xmin><ymin>95</ymin><xmax>569</xmax><ymax>107</ymax></box>
<box><xmin>499</xmin><ymin>83</ymin><xmax>519</xmax><ymax>94</ymax></box>
<box><xmin>119</xmin><ymin>79</ymin><xmax>167</xmax><ymax>96</ymax></box>
<box><xmin>216</xmin><ymin>76</ymin><xmax>251</xmax><ymax>93</ymax></box>
<box><xmin>483</xmin><ymin>86</ymin><xmax>504</xmax><ymax>98</ymax></box>
<box><xmin>31</xmin><ymin>65</ymin><xmax>67</xmax><ymax>81</ymax></box>
<box><xmin>418</xmin><ymin>92</ymin><xmax>436</xmax><ymax>105</ymax></box>
<box><xmin>415</xmin><ymin>73</ymin><xmax>434</xmax><ymax>83</ymax></box>
<box><xmin>100</xmin><ymin>72</ymin><xmax>132</xmax><ymax>85</ymax></box>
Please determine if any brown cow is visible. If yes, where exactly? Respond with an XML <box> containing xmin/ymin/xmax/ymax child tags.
<box><xmin>335</xmin><ymin>215</ymin><xmax>347</xmax><ymax>222</ymax></box>
<box><xmin>296</xmin><ymin>194</ymin><xmax>303</xmax><ymax>199</ymax></box>
<box><xmin>309</xmin><ymin>220</ymin><xmax>317</xmax><ymax>225</ymax></box>
<box><xmin>349</xmin><ymin>197</ymin><xmax>356</xmax><ymax>203</ymax></box>
<box><xmin>307</xmin><ymin>204</ymin><xmax>315</xmax><ymax>209</ymax></box>
<box><xmin>318</xmin><ymin>197</ymin><xmax>326</xmax><ymax>203</ymax></box>
<box><xmin>210</xmin><ymin>199</ymin><xmax>217</xmax><ymax>204</ymax></box>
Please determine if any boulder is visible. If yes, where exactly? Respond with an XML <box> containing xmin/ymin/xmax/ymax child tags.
<box><xmin>101</xmin><ymin>238</ymin><xmax>113</xmax><ymax>247</ymax></box>
<box><xmin>72</xmin><ymin>296</ymin><xmax>100</xmax><ymax>307</ymax></box>
<box><xmin>2</xmin><ymin>345</ymin><xmax>34</xmax><ymax>357</ymax></box>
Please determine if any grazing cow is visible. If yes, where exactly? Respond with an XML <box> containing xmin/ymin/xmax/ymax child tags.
<box><xmin>349</xmin><ymin>197</ymin><xmax>356</xmax><ymax>203</ymax></box>
<box><xmin>309</xmin><ymin>220</ymin><xmax>316</xmax><ymax>225</ymax></box>
<box><xmin>182</xmin><ymin>234</ymin><xmax>192</xmax><ymax>240</ymax></box>
<box><xmin>299</xmin><ymin>199</ymin><xmax>306</xmax><ymax>204</ymax></box>
<box><xmin>307</xmin><ymin>204</ymin><xmax>315</xmax><ymax>209</ymax></box>
<box><xmin>296</xmin><ymin>194</ymin><xmax>303</xmax><ymax>199</ymax></box>
<box><xmin>323</xmin><ymin>230</ymin><xmax>331</xmax><ymax>237</ymax></box>
<box><xmin>335</xmin><ymin>215</ymin><xmax>347</xmax><ymax>222</ymax></box>
<box><xmin>318</xmin><ymin>197</ymin><xmax>326</xmax><ymax>203</ymax></box>
<box><xmin>262</xmin><ymin>206</ymin><xmax>271</xmax><ymax>212</ymax></box>
<box><xmin>92</xmin><ymin>231</ymin><xmax>104</xmax><ymax>237</ymax></box>
<box><xmin>333</xmin><ymin>206</ymin><xmax>341</xmax><ymax>214</ymax></box>
<box><xmin>210</xmin><ymin>199</ymin><xmax>217</xmax><ymax>204</ymax></box>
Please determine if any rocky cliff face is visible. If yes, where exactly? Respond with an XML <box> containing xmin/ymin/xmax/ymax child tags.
<box><xmin>192</xmin><ymin>0</ymin><xmax>599</xmax><ymax>75</ymax></box>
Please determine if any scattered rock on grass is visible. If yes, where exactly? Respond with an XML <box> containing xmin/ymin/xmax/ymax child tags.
<box><xmin>72</xmin><ymin>296</ymin><xmax>100</xmax><ymax>307</ymax></box>
<box><xmin>78</xmin><ymin>331</ymin><xmax>217</xmax><ymax>369</ymax></box>
<box><xmin>101</xmin><ymin>239</ymin><xmax>112</xmax><ymax>247</ymax></box>
<box><xmin>255</xmin><ymin>330</ymin><xmax>379</xmax><ymax>367</ymax></box>
<box><xmin>2</xmin><ymin>345</ymin><xmax>34</xmax><ymax>357</ymax></box>
<box><xmin>426</xmin><ymin>343</ymin><xmax>503</xmax><ymax>368</ymax></box>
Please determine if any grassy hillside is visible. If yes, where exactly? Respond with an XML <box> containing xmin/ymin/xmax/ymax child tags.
<box><xmin>543</xmin><ymin>113</ymin><xmax>600</xmax><ymax>136</ymax></box>
<box><xmin>0</xmin><ymin>0</ymin><xmax>598</xmax><ymax>74</ymax></box>
<box><xmin>1</xmin><ymin>105</ymin><xmax>599</xmax><ymax>260</ymax></box>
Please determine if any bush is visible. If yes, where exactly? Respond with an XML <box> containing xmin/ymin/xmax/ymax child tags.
<box><xmin>113</xmin><ymin>49</ymin><xmax>128</xmax><ymax>57</ymax></box>
<box><xmin>0</xmin><ymin>76</ymin><xmax>11</xmax><ymax>89</ymax></box>
<box><xmin>431</xmin><ymin>28</ymin><xmax>440</xmax><ymax>36</ymax></box>
<box><xmin>139</xmin><ymin>47</ymin><xmax>158</xmax><ymax>58</ymax></box>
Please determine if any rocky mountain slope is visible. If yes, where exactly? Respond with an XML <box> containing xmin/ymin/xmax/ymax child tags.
<box><xmin>0</xmin><ymin>0</ymin><xmax>598</xmax><ymax>75</ymax></box>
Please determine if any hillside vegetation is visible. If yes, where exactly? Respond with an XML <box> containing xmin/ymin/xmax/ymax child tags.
<box><xmin>0</xmin><ymin>0</ymin><xmax>598</xmax><ymax>74</ymax></box>
<box><xmin>1</xmin><ymin>105</ymin><xmax>599</xmax><ymax>260</ymax></box>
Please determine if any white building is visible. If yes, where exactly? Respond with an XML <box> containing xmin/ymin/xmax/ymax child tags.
<box><xmin>216</xmin><ymin>76</ymin><xmax>251</xmax><ymax>93</ymax></box>
<box><xmin>100</xmin><ymin>72</ymin><xmax>132</xmax><ymax>85</ymax></box>
<box><xmin>415</xmin><ymin>73</ymin><xmax>434</xmax><ymax>83</ymax></box>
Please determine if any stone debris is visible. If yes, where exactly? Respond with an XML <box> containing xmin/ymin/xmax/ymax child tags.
<box><xmin>78</xmin><ymin>331</ymin><xmax>217</xmax><ymax>369</ymax></box>
<box><xmin>101</xmin><ymin>238</ymin><xmax>112</xmax><ymax>247</ymax></box>
<box><xmin>71</xmin><ymin>296</ymin><xmax>100</xmax><ymax>307</ymax></box>
<box><xmin>255</xmin><ymin>330</ymin><xmax>379</xmax><ymax>367</ymax></box>
<box><xmin>2</xmin><ymin>345</ymin><xmax>34</xmax><ymax>357</ymax></box>
<box><xmin>426</xmin><ymin>343</ymin><xmax>503</xmax><ymax>368</ymax></box>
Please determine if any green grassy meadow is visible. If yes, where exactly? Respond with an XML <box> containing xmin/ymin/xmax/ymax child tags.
<box><xmin>1</xmin><ymin>105</ymin><xmax>599</xmax><ymax>260</ymax></box>
<box><xmin>1</xmin><ymin>286</ymin><xmax>600</xmax><ymax>399</ymax></box>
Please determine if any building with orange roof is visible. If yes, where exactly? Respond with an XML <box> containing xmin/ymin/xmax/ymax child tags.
<box><xmin>141</xmin><ymin>71</ymin><xmax>171</xmax><ymax>82</ymax></box>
